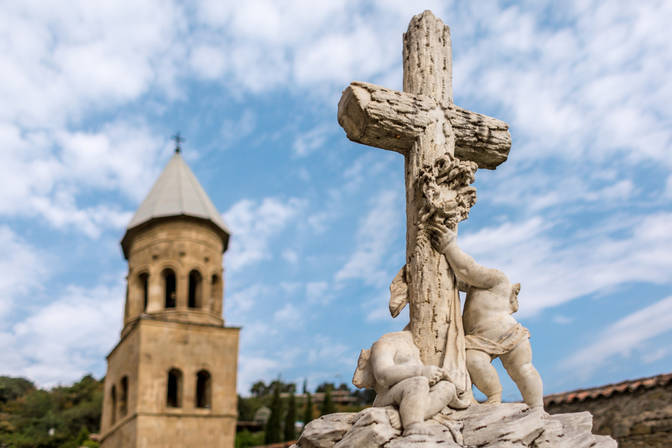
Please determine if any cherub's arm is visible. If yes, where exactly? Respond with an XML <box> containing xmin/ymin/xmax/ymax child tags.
<box><xmin>429</xmin><ymin>223</ymin><xmax>507</xmax><ymax>289</ymax></box>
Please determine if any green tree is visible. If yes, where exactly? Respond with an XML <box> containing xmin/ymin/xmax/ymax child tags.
<box><xmin>250</xmin><ymin>381</ymin><xmax>268</xmax><ymax>398</ymax></box>
<box><xmin>0</xmin><ymin>374</ymin><xmax>103</xmax><ymax>448</ymax></box>
<box><xmin>264</xmin><ymin>383</ymin><xmax>282</xmax><ymax>444</ymax></box>
<box><xmin>320</xmin><ymin>388</ymin><xmax>336</xmax><ymax>416</ymax></box>
<box><xmin>0</xmin><ymin>377</ymin><xmax>35</xmax><ymax>404</ymax></box>
<box><xmin>302</xmin><ymin>390</ymin><xmax>313</xmax><ymax>429</ymax></box>
<box><xmin>283</xmin><ymin>392</ymin><xmax>296</xmax><ymax>441</ymax></box>
<box><xmin>315</xmin><ymin>382</ymin><xmax>335</xmax><ymax>393</ymax></box>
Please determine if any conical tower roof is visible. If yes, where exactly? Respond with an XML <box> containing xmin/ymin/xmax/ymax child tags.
<box><xmin>121</xmin><ymin>151</ymin><xmax>230</xmax><ymax>257</ymax></box>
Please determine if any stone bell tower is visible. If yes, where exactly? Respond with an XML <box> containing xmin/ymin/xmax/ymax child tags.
<box><xmin>100</xmin><ymin>144</ymin><xmax>239</xmax><ymax>448</ymax></box>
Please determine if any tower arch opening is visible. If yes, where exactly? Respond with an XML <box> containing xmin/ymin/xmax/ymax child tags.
<box><xmin>163</xmin><ymin>269</ymin><xmax>177</xmax><ymax>309</ymax></box>
<box><xmin>110</xmin><ymin>385</ymin><xmax>117</xmax><ymax>425</ymax></box>
<box><xmin>120</xmin><ymin>376</ymin><xmax>128</xmax><ymax>417</ymax></box>
<box><xmin>167</xmin><ymin>368</ymin><xmax>182</xmax><ymax>408</ymax></box>
<box><xmin>138</xmin><ymin>273</ymin><xmax>149</xmax><ymax>312</ymax></box>
<box><xmin>195</xmin><ymin>370</ymin><xmax>211</xmax><ymax>409</ymax></box>
<box><xmin>188</xmin><ymin>270</ymin><xmax>202</xmax><ymax>308</ymax></box>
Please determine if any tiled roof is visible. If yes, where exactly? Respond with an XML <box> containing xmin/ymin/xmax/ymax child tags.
<box><xmin>121</xmin><ymin>151</ymin><xmax>229</xmax><ymax>255</ymax></box>
<box><xmin>544</xmin><ymin>372</ymin><xmax>672</xmax><ymax>406</ymax></box>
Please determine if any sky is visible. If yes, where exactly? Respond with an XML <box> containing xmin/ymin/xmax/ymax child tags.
<box><xmin>0</xmin><ymin>0</ymin><xmax>671</xmax><ymax>401</ymax></box>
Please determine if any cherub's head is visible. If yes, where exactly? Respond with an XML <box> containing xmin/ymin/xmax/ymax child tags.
<box><xmin>509</xmin><ymin>283</ymin><xmax>521</xmax><ymax>313</ymax></box>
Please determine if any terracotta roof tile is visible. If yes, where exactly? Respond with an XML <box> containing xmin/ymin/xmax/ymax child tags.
<box><xmin>544</xmin><ymin>372</ymin><xmax>672</xmax><ymax>405</ymax></box>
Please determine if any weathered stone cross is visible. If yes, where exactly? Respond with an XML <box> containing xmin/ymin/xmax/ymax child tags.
<box><xmin>338</xmin><ymin>11</ymin><xmax>511</xmax><ymax>388</ymax></box>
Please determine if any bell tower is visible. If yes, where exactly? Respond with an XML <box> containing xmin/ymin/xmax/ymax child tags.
<box><xmin>100</xmin><ymin>145</ymin><xmax>239</xmax><ymax>448</ymax></box>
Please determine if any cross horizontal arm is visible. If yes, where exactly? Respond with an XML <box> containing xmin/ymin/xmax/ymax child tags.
<box><xmin>338</xmin><ymin>82</ymin><xmax>437</xmax><ymax>155</ymax></box>
<box><xmin>446</xmin><ymin>106</ymin><xmax>511</xmax><ymax>169</ymax></box>
<box><xmin>337</xmin><ymin>81</ymin><xmax>512</xmax><ymax>169</ymax></box>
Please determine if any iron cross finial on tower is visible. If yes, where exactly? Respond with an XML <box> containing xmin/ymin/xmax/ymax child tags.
<box><xmin>172</xmin><ymin>132</ymin><xmax>185</xmax><ymax>154</ymax></box>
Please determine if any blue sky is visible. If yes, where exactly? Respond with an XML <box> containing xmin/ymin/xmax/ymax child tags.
<box><xmin>1</xmin><ymin>1</ymin><xmax>671</xmax><ymax>400</ymax></box>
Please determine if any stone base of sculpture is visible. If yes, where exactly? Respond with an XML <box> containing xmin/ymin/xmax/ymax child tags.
<box><xmin>293</xmin><ymin>403</ymin><xmax>617</xmax><ymax>448</ymax></box>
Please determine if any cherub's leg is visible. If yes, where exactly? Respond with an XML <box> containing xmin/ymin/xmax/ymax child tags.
<box><xmin>501</xmin><ymin>340</ymin><xmax>543</xmax><ymax>408</ymax></box>
<box><xmin>392</xmin><ymin>376</ymin><xmax>435</xmax><ymax>436</ymax></box>
<box><xmin>424</xmin><ymin>381</ymin><xmax>455</xmax><ymax>418</ymax></box>
<box><xmin>466</xmin><ymin>349</ymin><xmax>502</xmax><ymax>403</ymax></box>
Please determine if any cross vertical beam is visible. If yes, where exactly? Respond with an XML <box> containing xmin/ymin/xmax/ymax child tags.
<box><xmin>401</xmin><ymin>12</ymin><xmax>464</xmax><ymax>382</ymax></box>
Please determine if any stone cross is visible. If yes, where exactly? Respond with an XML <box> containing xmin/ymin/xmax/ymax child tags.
<box><xmin>337</xmin><ymin>11</ymin><xmax>511</xmax><ymax>388</ymax></box>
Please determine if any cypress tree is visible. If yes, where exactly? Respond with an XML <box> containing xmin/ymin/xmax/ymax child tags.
<box><xmin>264</xmin><ymin>383</ymin><xmax>282</xmax><ymax>444</ymax></box>
<box><xmin>284</xmin><ymin>391</ymin><xmax>296</xmax><ymax>441</ymax></box>
<box><xmin>303</xmin><ymin>391</ymin><xmax>313</xmax><ymax>429</ymax></box>
<box><xmin>320</xmin><ymin>387</ymin><xmax>336</xmax><ymax>416</ymax></box>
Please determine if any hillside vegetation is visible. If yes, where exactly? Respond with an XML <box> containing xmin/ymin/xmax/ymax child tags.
<box><xmin>0</xmin><ymin>375</ymin><xmax>101</xmax><ymax>448</ymax></box>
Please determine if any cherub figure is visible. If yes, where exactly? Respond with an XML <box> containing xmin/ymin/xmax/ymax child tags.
<box><xmin>353</xmin><ymin>330</ymin><xmax>469</xmax><ymax>436</ymax></box>
<box><xmin>428</xmin><ymin>222</ymin><xmax>543</xmax><ymax>408</ymax></box>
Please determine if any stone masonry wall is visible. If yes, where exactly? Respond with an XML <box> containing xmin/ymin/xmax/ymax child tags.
<box><xmin>546</xmin><ymin>383</ymin><xmax>672</xmax><ymax>448</ymax></box>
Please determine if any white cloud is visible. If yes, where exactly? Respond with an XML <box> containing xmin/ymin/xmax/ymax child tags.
<box><xmin>454</xmin><ymin>1</ymin><xmax>672</xmax><ymax>168</ymax></box>
<box><xmin>223</xmin><ymin>197</ymin><xmax>305</xmax><ymax>271</ymax></box>
<box><xmin>220</xmin><ymin>109</ymin><xmax>256</xmax><ymax>146</ymax></box>
<box><xmin>0</xmin><ymin>227</ymin><xmax>48</xmax><ymax>322</ymax></box>
<box><xmin>335</xmin><ymin>189</ymin><xmax>401</xmax><ymax>286</ymax></box>
<box><xmin>0</xmin><ymin>1</ymin><xmax>183</xmax><ymax>128</ymax></box>
<box><xmin>225</xmin><ymin>284</ymin><xmax>271</xmax><ymax>322</ymax></box>
<box><xmin>459</xmin><ymin>212</ymin><xmax>672</xmax><ymax>316</ymax></box>
<box><xmin>665</xmin><ymin>175</ymin><xmax>672</xmax><ymax>198</ymax></box>
<box><xmin>282</xmin><ymin>249</ymin><xmax>299</xmax><ymax>264</ymax></box>
<box><xmin>0</xmin><ymin>120</ymin><xmax>165</xmax><ymax>237</ymax></box>
<box><xmin>306</xmin><ymin>281</ymin><xmax>330</xmax><ymax>305</ymax></box>
<box><xmin>564</xmin><ymin>296</ymin><xmax>672</xmax><ymax>378</ymax></box>
<box><xmin>0</xmin><ymin>282</ymin><xmax>122</xmax><ymax>387</ymax></box>
<box><xmin>237</xmin><ymin>355</ymin><xmax>279</xmax><ymax>395</ymax></box>
<box><xmin>307</xmin><ymin>335</ymin><xmax>351</xmax><ymax>367</ymax></box>
<box><xmin>292</xmin><ymin>125</ymin><xmax>331</xmax><ymax>157</ymax></box>
<box><xmin>552</xmin><ymin>315</ymin><xmax>573</xmax><ymax>325</ymax></box>
<box><xmin>273</xmin><ymin>303</ymin><xmax>302</xmax><ymax>327</ymax></box>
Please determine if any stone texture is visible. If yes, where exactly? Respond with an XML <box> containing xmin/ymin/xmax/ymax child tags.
<box><xmin>298</xmin><ymin>413</ymin><xmax>358</xmax><ymax>448</ymax></box>
<box><xmin>100</xmin><ymin>152</ymin><xmax>239</xmax><ymax>448</ymax></box>
<box><xmin>546</xmin><ymin>378</ymin><xmax>672</xmax><ymax>447</ymax></box>
<box><xmin>295</xmin><ymin>404</ymin><xmax>617</xmax><ymax>448</ymax></box>
<box><xmin>337</xmin><ymin>82</ymin><xmax>511</xmax><ymax>169</ymax></box>
<box><xmin>335</xmin><ymin>408</ymin><xmax>399</xmax><ymax>448</ymax></box>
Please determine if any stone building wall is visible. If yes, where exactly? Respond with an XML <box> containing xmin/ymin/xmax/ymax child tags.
<box><xmin>545</xmin><ymin>374</ymin><xmax>672</xmax><ymax>448</ymax></box>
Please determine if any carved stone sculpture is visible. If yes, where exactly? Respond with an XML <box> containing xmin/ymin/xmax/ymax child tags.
<box><xmin>353</xmin><ymin>331</ymin><xmax>469</xmax><ymax>436</ymax></box>
<box><xmin>295</xmin><ymin>9</ymin><xmax>617</xmax><ymax>448</ymax></box>
<box><xmin>429</xmin><ymin>222</ymin><xmax>544</xmax><ymax>408</ymax></box>
<box><xmin>338</xmin><ymin>11</ymin><xmax>512</xmax><ymax>390</ymax></box>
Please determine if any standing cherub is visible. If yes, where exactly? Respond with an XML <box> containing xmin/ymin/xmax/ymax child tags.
<box><xmin>429</xmin><ymin>221</ymin><xmax>543</xmax><ymax>408</ymax></box>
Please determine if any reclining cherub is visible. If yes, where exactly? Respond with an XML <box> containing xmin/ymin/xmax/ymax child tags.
<box><xmin>428</xmin><ymin>221</ymin><xmax>543</xmax><ymax>408</ymax></box>
<box><xmin>353</xmin><ymin>330</ymin><xmax>469</xmax><ymax>436</ymax></box>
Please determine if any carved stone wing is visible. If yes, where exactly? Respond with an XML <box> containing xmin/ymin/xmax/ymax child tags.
<box><xmin>389</xmin><ymin>265</ymin><xmax>408</xmax><ymax>318</ymax></box>
<box><xmin>352</xmin><ymin>348</ymin><xmax>374</xmax><ymax>389</ymax></box>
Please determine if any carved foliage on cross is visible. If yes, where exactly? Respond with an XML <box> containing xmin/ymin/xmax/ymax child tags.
<box><xmin>419</xmin><ymin>154</ymin><xmax>478</xmax><ymax>231</ymax></box>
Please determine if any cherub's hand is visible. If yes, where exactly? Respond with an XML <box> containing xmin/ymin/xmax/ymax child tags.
<box><xmin>428</xmin><ymin>221</ymin><xmax>456</xmax><ymax>253</ymax></box>
<box><xmin>422</xmin><ymin>365</ymin><xmax>446</xmax><ymax>386</ymax></box>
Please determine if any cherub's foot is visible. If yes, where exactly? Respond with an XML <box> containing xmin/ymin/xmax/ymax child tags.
<box><xmin>403</xmin><ymin>422</ymin><xmax>434</xmax><ymax>437</ymax></box>
<box><xmin>485</xmin><ymin>392</ymin><xmax>502</xmax><ymax>404</ymax></box>
<box><xmin>385</xmin><ymin>407</ymin><xmax>402</xmax><ymax>430</ymax></box>
<box><xmin>449</xmin><ymin>394</ymin><xmax>471</xmax><ymax>410</ymax></box>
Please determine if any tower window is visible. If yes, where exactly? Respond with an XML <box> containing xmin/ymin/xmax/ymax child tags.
<box><xmin>163</xmin><ymin>269</ymin><xmax>176</xmax><ymax>308</ymax></box>
<box><xmin>110</xmin><ymin>385</ymin><xmax>117</xmax><ymax>425</ymax></box>
<box><xmin>167</xmin><ymin>368</ymin><xmax>182</xmax><ymax>408</ymax></box>
<box><xmin>139</xmin><ymin>273</ymin><xmax>149</xmax><ymax>312</ymax></box>
<box><xmin>188</xmin><ymin>270</ymin><xmax>202</xmax><ymax>308</ymax></box>
<box><xmin>119</xmin><ymin>376</ymin><xmax>128</xmax><ymax>417</ymax></box>
<box><xmin>196</xmin><ymin>370</ymin><xmax>211</xmax><ymax>409</ymax></box>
